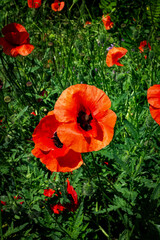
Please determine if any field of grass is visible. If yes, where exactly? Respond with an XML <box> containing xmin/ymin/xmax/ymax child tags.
<box><xmin>0</xmin><ymin>0</ymin><xmax>160</xmax><ymax>239</ymax></box>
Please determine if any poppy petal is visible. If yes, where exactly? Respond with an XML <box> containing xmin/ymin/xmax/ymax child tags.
<box><xmin>4</xmin><ymin>32</ymin><xmax>29</xmax><ymax>45</ymax></box>
<box><xmin>44</xmin><ymin>189</ymin><xmax>55</xmax><ymax>197</ymax></box>
<box><xmin>32</xmin><ymin>115</ymin><xmax>60</xmax><ymax>151</ymax></box>
<box><xmin>106</xmin><ymin>47</ymin><xmax>127</xmax><ymax>67</ymax></box>
<box><xmin>147</xmin><ymin>84</ymin><xmax>160</xmax><ymax>108</ymax></box>
<box><xmin>2</xmin><ymin>23</ymin><xmax>27</xmax><ymax>35</ymax></box>
<box><xmin>51</xmin><ymin>1</ymin><xmax>65</xmax><ymax>11</ymax></box>
<box><xmin>66</xmin><ymin>179</ymin><xmax>78</xmax><ymax>205</ymax></box>
<box><xmin>54</xmin><ymin>84</ymin><xmax>111</xmax><ymax>122</ymax></box>
<box><xmin>28</xmin><ymin>0</ymin><xmax>41</xmax><ymax>8</ymax></box>
<box><xmin>32</xmin><ymin>115</ymin><xmax>69</xmax><ymax>156</ymax></box>
<box><xmin>149</xmin><ymin>106</ymin><xmax>160</xmax><ymax>125</ymax></box>
<box><xmin>102</xmin><ymin>15</ymin><xmax>114</xmax><ymax>30</ymax></box>
<box><xmin>51</xmin><ymin>204</ymin><xmax>65</xmax><ymax>214</ymax></box>
<box><xmin>0</xmin><ymin>38</ymin><xmax>19</xmax><ymax>57</ymax></box>
<box><xmin>32</xmin><ymin>147</ymin><xmax>83</xmax><ymax>172</ymax></box>
<box><xmin>57</xmin><ymin>119</ymin><xmax>114</xmax><ymax>153</ymax></box>
<box><xmin>65</xmin><ymin>179</ymin><xmax>79</xmax><ymax>211</ymax></box>
<box><xmin>10</xmin><ymin>44</ymin><xmax>34</xmax><ymax>56</ymax></box>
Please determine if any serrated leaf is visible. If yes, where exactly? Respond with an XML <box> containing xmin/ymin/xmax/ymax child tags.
<box><xmin>3</xmin><ymin>222</ymin><xmax>28</xmax><ymax>238</ymax></box>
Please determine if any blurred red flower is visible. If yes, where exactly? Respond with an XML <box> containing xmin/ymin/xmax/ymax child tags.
<box><xmin>52</xmin><ymin>84</ymin><xmax>117</xmax><ymax>153</ymax></box>
<box><xmin>43</xmin><ymin>189</ymin><xmax>55</xmax><ymax>197</ymax></box>
<box><xmin>14</xmin><ymin>196</ymin><xmax>24</xmax><ymax>204</ymax></box>
<box><xmin>51</xmin><ymin>0</ymin><xmax>65</xmax><ymax>11</ymax></box>
<box><xmin>50</xmin><ymin>203</ymin><xmax>65</xmax><ymax>214</ymax></box>
<box><xmin>1</xmin><ymin>200</ymin><xmax>6</xmax><ymax>212</ymax></box>
<box><xmin>147</xmin><ymin>84</ymin><xmax>160</xmax><ymax>125</ymax></box>
<box><xmin>31</xmin><ymin>111</ymin><xmax>37</xmax><ymax>116</ymax></box>
<box><xmin>102</xmin><ymin>15</ymin><xmax>114</xmax><ymax>30</ymax></box>
<box><xmin>65</xmin><ymin>179</ymin><xmax>79</xmax><ymax>212</ymax></box>
<box><xmin>104</xmin><ymin>162</ymin><xmax>109</xmax><ymax>165</ymax></box>
<box><xmin>106</xmin><ymin>47</ymin><xmax>128</xmax><ymax>67</ymax></box>
<box><xmin>32</xmin><ymin>113</ymin><xmax>83</xmax><ymax>172</ymax></box>
<box><xmin>0</xmin><ymin>23</ymin><xmax>34</xmax><ymax>57</ymax></box>
<box><xmin>28</xmin><ymin>0</ymin><xmax>41</xmax><ymax>8</ymax></box>
<box><xmin>139</xmin><ymin>40</ymin><xmax>151</xmax><ymax>53</ymax></box>
<box><xmin>84</xmin><ymin>21</ymin><xmax>91</xmax><ymax>27</ymax></box>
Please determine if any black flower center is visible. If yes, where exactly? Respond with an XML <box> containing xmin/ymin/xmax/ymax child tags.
<box><xmin>77</xmin><ymin>111</ymin><xmax>93</xmax><ymax>131</ymax></box>
<box><xmin>52</xmin><ymin>132</ymin><xmax>63</xmax><ymax>148</ymax></box>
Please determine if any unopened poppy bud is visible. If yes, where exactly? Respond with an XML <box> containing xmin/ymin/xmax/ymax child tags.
<box><xmin>83</xmin><ymin>182</ymin><xmax>94</xmax><ymax>196</ymax></box>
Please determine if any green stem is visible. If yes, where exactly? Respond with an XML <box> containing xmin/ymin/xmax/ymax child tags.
<box><xmin>91</xmin><ymin>152</ymin><xmax>111</xmax><ymax>239</ymax></box>
<box><xmin>0</xmin><ymin>200</ymin><xmax>3</xmax><ymax>240</ymax></box>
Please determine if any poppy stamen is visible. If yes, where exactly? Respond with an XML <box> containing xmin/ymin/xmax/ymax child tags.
<box><xmin>52</xmin><ymin>132</ymin><xmax>63</xmax><ymax>148</ymax></box>
<box><xmin>77</xmin><ymin>111</ymin><xmax>93</xmax><ymax>131</ymax></box>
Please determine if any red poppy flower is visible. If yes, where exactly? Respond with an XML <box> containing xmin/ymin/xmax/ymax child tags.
<box><xmin>0</xmin><ymin>23</ymin><xmax>34</xmax><ymax>57</ymax></box>
<box><xmin>50</xmin><ymin>203</ymin><xmax>65</xmax><ymax>214</ymax></box>
<box><xmin>14</xmin><ymin>196</ymin><xmax>24</xmax><ymax>204</ymax></box>
<box><xmin>106</xmin><ymin>47</ymin><xmax>128</xmax><ymax>67</ymax></box>
<box><xmin>65</xmin><ymin>179</ymin><xmax>78</xmax><ymax>212</ymax></box>
<box><xmin>51</xmin><ymin>0</ymin><xmax>65</xmax><ymax>11</ymax></box>
<box><xmin>52</xmin><ymin>84</ymin><xmax>117</xmax><ymax>153</ymax></box>
<box><xmin>102</xmin><ymin>15</ymin><xmax>114</xmax><ymax>30</ymax></box>
<box><xmin>147</xmin><ymin>84</ymin><xmax>160</xmax><ymax>125</ymax></box>
<box><xmin>44</xmin><ymin>189</ymin><xmax>55</xmax><ymax>197</ymax></box>
<box><xmin>32</xmin><ymin>113</ymin><xmax>83</xmax><ymax>172</ymax></box>
<box><xmin>28</xmin><ymin>0</ymin><xmax>41</xmax><ymax>8</ymax></box>
<box><xmin>139</xmin><ymin>40</ymin><xmax>151</xmax><ymax>53</ymax></box>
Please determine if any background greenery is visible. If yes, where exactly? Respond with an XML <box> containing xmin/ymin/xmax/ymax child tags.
<box><xmin>0</xmin><ymin>0</ymin><xmax>160</xmax><ymax>239</ymax></box>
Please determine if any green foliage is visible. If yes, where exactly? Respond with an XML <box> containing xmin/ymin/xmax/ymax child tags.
<box><xmin>147</xmin><ymin>0</ymin><xmax>160</xmax><ymax>24</ymax></box>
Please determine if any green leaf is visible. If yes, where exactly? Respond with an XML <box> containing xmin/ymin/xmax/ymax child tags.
<box><xmin>3</xmin><ymin>222</ymin><xmax>28</xmax><ymax>238</ymax></box>
<box><xmin>15</xmin><ymin>106</ymin><xmax>28</xmax><ymax>121</ymax></box>
<box><xmin>151</xmin><ymin>183</ymin><xmax>160</xmax><ymax>200</ymax></box>
<box><xmin>124</xmin><ymin>119</ymin><xmax>139</xmax><ymax>141</ymax></box>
